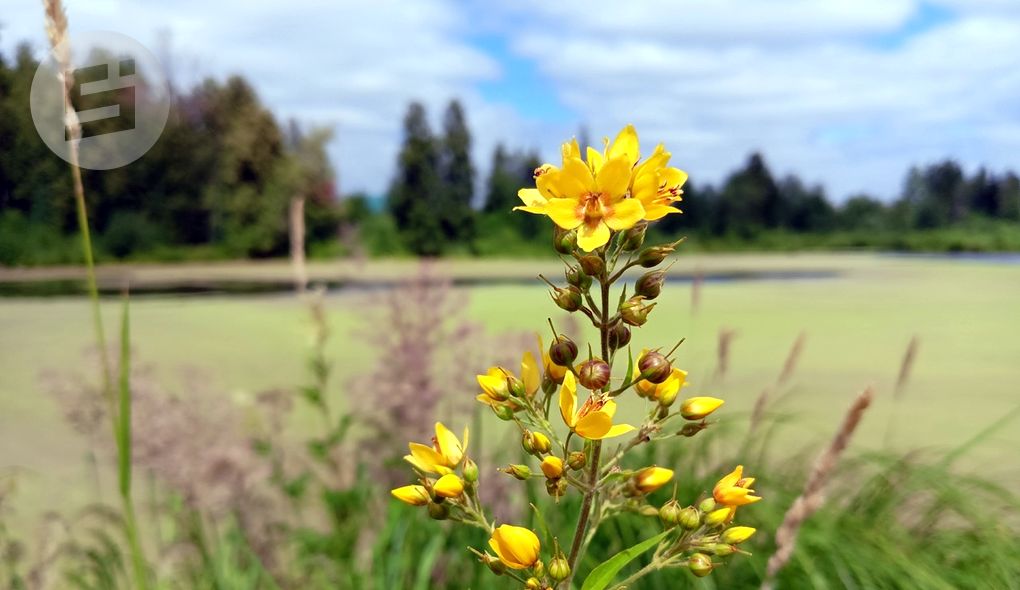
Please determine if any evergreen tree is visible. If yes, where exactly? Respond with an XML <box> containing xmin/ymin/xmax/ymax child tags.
<box><xmin>388</xmin><ymin>102</ymin><xmax>444</xmax><ymax>255</ymax></box>
<box><xmin>438</xmin><ymin>99</ymin><xmax>475</xmax><ymax>245</ymax></box>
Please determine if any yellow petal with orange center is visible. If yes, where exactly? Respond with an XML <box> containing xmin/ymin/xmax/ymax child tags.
<box><xmin>545</xmin><ymin>198</ymin><xmax>584</xmax><ymax>230</ymax></box>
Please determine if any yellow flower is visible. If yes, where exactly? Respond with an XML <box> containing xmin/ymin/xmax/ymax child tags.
<box><xmin>630</xmin><ymin>143</ymin><xmax>688</xmax><ymax>220</ymax></box>
<box><xmin>680</xmin><ymin>396</ymin><xmax>725</xmax><ymax>420</ymax></box>
<box><xmin>476</xmin><ymin>366</ymin><xmax>512</xmax><ymax>405</ymax></box>
<box><xmin>404</xmin><ymin>422</ymin><xmax>470</xmax><ymax>475</ymax></box>
<box><xmin>541</xmin><ymin>456</ymin><xmax>564</xmax><ymax>479</ymax></box>
<box><xmin>558</xmin><ymin>372</ymin><xmax>635</xmax><ymax>440</ymax></box>
<box><xmin>391</xmin><ymin>484</ymin><xmax>429</xmax><ymax>506</ymax></box>
<box><xmin>713</xmin><ymin>465</ymin><xmax>762</xmax><ymax>507</ymax></box>
<box><xmin>516</xmin><ymin>126</ymin><xmax>646</xmax><ymax>252</ymax></box>
<box><xmin>633</xmin><ymin>466</ymin><xmax>674</xmax><ymax>494</ymax></box>
<box><xmin>521</xmin><ymin>350</ymin><xmax>541</xmax><ymax>397</ymax></box>
<box><xmin>489</xmin><ymin>524</ymin><xmax>541</xmax><ymax>570</ymax></box>
<box><xmin>433</xmin><ymin>474</ymin><xmax>464</xmax><ymax>498</ymax></box>
<box><xmin>720</xmin><ymin>526</ymin><xmax>756</xmax><ymax>545</ymax></box>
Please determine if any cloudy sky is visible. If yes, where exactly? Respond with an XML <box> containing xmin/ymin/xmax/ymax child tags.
<box><xmin>3</xmin><ymin>0</ymin><xmax>1019</xmax><ymax>201</ymax></box>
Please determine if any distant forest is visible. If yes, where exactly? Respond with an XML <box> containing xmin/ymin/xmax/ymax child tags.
<box><xmin>2</xmin><ymin>41</ymin><xmax>1020</xmax><ymax>265</ymax></box>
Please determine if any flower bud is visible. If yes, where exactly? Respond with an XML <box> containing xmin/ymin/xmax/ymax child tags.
<box><xmin>545</xmin><ymin>477</ymin><xmax>567</xmax><ymax>498</ymax></box>
<box><xmin>565</xmin><ymin>264</ymin><xmax>592</xmax><ymax>290</ymax></box>
<box><xmin>522</xmin><ymin>431</ymin><xmax>537</xmax><ymax>454</ymax></box>
<box><xmin>638</xmin><ymin>240</ymin><xmax>682</xmax><ymax>268</ymax></box>
<box><xmin>619</xmin><ymin>296</ymin><xmax>656</xmax><ymax>327</ymax></box>
<box><xmin>709</xmin><ymin>543</ymin><xmax>736</xmax><ymax>556</ymax></box>
<box><xmin>567</xmin><ymin>451</ymin><xmax>586</xmax><ymax>471</ymax></box>
<box><xmin>638</xmin><ymin>351</ymin><xmax>672</xmax><ymax>384</ymax></box>
<box><xmin>492</xmin><ymin>404</ymin><xmax>515</xmax><ymax>421</ymax></box>
<box><xmin>481</xmin><ymin>552</ymin><xmax>506</xmax><ymax>575</ymax></box>
<box><xmin>433</xmin><ymin>474</ymin><xmax>464</xmax><ymax>499</ymax></box>
<box><xmin>540</xmin><ymin>456</ymin><xmax>564</xmax><ymax>479</ymax></box>
<box><xmin>658</xmin><ymin>385</ymin><xmax>680</xmax><ymax>408</ymax></box>
<box><xmin>532</xmin><ymin>560</ymin><xmax>545</xmax><ymax>578</ymax></box>
<box><xmin>705</xmin><ymin>507</ymin><xmax>732</xmax><ymax>527</ymax></box>
<box><xmin>551</xmin><ymin>285</ymin><xmax>583</xmax><ymax>312</ymax></box>
<box><xmin>639</xmin><ymin>505</ymin><xmax>661</xmax><ymax>517</ymax></box>
<box><xmin>463</xmin><ymin>459</ymin><xmax>479</xmax><ymax>483</ymax></box>
<box><xmin>532</xmin><ymin>432</ymin><xmax>552</xmax><ymax>454</ymax></box>
<box><xmin>688</xmin><ymin>553</ymin><xmax>714</xmax><ymax>577</ymax></box>
<box><xmin>659</xmin><ymin>500</ymin><xmax>682</xmax><ymax>526</ymax></box>
<box><xmin>526</xmin><ymin>577</ymin><xmax>542</xmax><ymax>590</ymax></box>
<box><xmin>720</xmin><ymin>526</ymin><xmax>756</xmax><ymax>545</ymax></box>
<box><xmin>549</xmin><ymin>335</ymin><xmax>579</xmax><ymax>366</ymax></box>
<box><xmin>622</xmin><ymin>221</ymin><xmax>648</xmax><ymax>252</ymax></box>
<box><xmin>578</xmin><ymin>254</ymin><xmax>604</xmax><ymax>277</ymax></box>
<box><xmin>607</xmin><ymin>320</ymin><xmax>632</xmax><ymax>352</ymax></box>
<box><xmin>577</xmin><ymin>358</ymin><xmax>611</xmax><ymax>390</ymax></box>
<box><xmin>680</xmin><ymin>397</ymin><xmax>725</xmax><ymax>420</ymax></box>
<box><xmin>508</xmin><ymin>376</ymin><xmax>526</xmax><ymax>398</ymax></box>
<box><xmin>699</xmin><ymin>497</ymin><xmax>717</xmax><ymax>513</ymax></box>
<box><xmin>679</xmin><ymin>422</ymin><xmax>706</xmax><ymax>437</ymax></box>
<box><xmin>634</xmin><ymin>270</ymin><xmax>666</xmax><ymax>300</ymax></box>
<box><xmin>427</xmin><ymin>501</ymin><xmax>450</xmax><ymax>520</ymax></box>
<box><xmin>391</xmin><ymin>485</ymin><xmax>430</xmax><ymax>506</ymax></box>
<box><xmin>503</xmin><ymin>464</ymin><xmax>532</xmax><ymax>480</ymax></box>
<box><xmin>679</xmin><ymin>507</ymin><xmax>702</xmax><ymax>530</ymax></box>
<box><xmin>548</xmin><ymin>556</ymin><xmax>571</xmax><ymax>582</ymax></box>
<box><xmin>633</xmin><ymin>466</ymin><xmax>674</xmax><ymax>494</ymax></box>
<box><xmin>553</xmin><ymin>226</ymin><xmax>577</xmax><ymax>255</ymax></box>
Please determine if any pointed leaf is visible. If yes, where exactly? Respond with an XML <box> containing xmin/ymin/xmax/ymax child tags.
<box><xmin>581</xmin><ymin>530</ymin><xmax>670</xmax><ymax>590</ymax></box>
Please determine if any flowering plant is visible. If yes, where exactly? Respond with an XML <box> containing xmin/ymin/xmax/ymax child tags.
<box><xmin>392</xmin><ymin>126</ymin><xmax>762</xmax><ymax>589</ymax></box>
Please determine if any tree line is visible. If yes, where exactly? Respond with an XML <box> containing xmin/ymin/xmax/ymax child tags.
<box><xmin>3</xmin><ymin>33</ymin><xmax>1020</xmax><ymax>264</ymax></box>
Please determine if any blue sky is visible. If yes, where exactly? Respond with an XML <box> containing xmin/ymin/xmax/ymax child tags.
<box><xmin>3</xmin><ymin>0</ymin><xmax>1020</xmax><ymax>201</ymax></box>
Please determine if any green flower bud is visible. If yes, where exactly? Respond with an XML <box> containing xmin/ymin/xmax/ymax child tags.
<box><xmin>607</xmin><ymin>320</ymin><xmax>632</xmax><ymax>352</ymax></box>
<box><xmin>659</xmin><ymin>500</ymin><xmax>683</xmax><ymax>526</ymax></box>
<box><xmin>679</xmin><ymin>507</ymin><xmax>702</xmax><ymax>530</ymax></box>
<box><xmin>679</xmin><ymin>422</ymin><xmax>706</xmax><ymax>437</ymax></box>
<box><xmin>492</xmin><ymin>404</ymin><xmax>515</xmax><ymax>421</ymax></box>
<box><xmin>549</xmin><ymin>555</ymin><xmax>571</xmax><ymax>582</ymax></box>
<box><xmin>620</xmin><ymin>296</ymin><xmax>656</xmax><ymax>327</ymax></box>
<box><xmin>522</xmin><ymin>431</ymin><xmax>537</xmax><ymax>454</ymax></box>
<box><xmin>427</xmin><ymin>502</ymin><xmax>449</xmax><ymax>520</ymax></box>
<box><xmin>463</xmin><ymin>458</ymin><xmax>479</xmax><ymax>483</ymax></box>
<box><xmin>554</xmin><ymin>226</ymin><xmax>577</xmax><ymax>255</ymax></box>
<box><xmin>482</xmin><ymin>552</ymin><xmax>505</xmax><ymax>575</ymax></box>
<box><xmin>503</xmin><ymin>464</ymin><xmax>532</xmax><ymax>480</ymax></box>
<box><xmin>549</xmin><ymin>335</ymin><xmax>579</xmax><ymax>366</ymax></box>
<box><xmin>688</xmin><ymin>553</ymin><xmax>714</xmax><ymax>577</ymax></box>
<box><xmin>634</xmin><ymin>269</ymin><xmax>666</xmax><ymax>300</ymax></box>
<box><xmin>579</xmin><ymin>254</ymin><xmax>604</xmax><ymax>277</ymax></box>
<box><xmin>508</xmin><ymin>375</ymin><xmax>526</xmax><ymax>398</ymax></box>
<box><xmin>577</xmin><ymin>358</ymin><xmax>611</xmax><ymax>390</ymax></box>
<box><xmin>638</xmin><ymin>350</ymin><xmax>672</xmax><ymax>383</ymax></box>
<box><xmin>699</xmin><ymin>497</ymin><xmax>717</xmax><ymax>513</ymax></box>
<box><xmin>550</xmin><ymin>285</ymin><xmax>583</xmax><ymax>312</ymax></box>
<box><xmin>622</xmin><ymin>221</ymin><xmax>648</xmax><ymax>252</ymax></box>
<box><xmin>565</xmin><ymin>264</ymin><xmax>592</xmax><ymax>290</ymax></box>
<box><xmin>545</xmin><ymin>477</ymin><xmax>567</xmax><ymax>498</ymax></box>
<box><xmin>709</xmin><ymin>543</ymin><xmax>736</xmax><ymax>556</ymax></box>
<box><xmin>638</xmin><ymin>240</ymin><xmax>682</xmax><ymax>268</ymax></box>
<box><xmin>532</xmin><ymin>560</ymin><xmax>545</xmax><ymax>578</ymax></box>
<box><xmin>567</xmin><ymin>451</ymin><xmax>586</xmax><ymax>471</ymax></box>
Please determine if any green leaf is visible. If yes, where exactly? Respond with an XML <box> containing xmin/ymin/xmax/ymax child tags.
<box><xmin>117</xmin><ymin>294</ymin><xmax>132</xmax><ymax>498</ymax></box>
<box><xmin>580</xmin><ymin>530</ymin><xmax>669</xmax><ymax>590</ymax></box>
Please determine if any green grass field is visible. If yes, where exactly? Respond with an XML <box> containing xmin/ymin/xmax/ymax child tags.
<box><xmin>2</xmin><ymin>253</ymin><xmax>1019</xmax><ymax>530</ymax></box>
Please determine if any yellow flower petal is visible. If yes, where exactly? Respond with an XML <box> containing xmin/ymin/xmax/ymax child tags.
<box><xmin>522</xmin><ymin>351</ymin><xmax>540</xmax><ymax>396</ymax></box>
<box><xmin>607</xmin><ymin>124</ymin><xmax>640</xmax><ymax>167</ymax></box>
<box><xmin>489</xmin><ymin>525</ymin><xmax>541</xmax><ymax>570</ymax></box>
<box><xmin>559</xmin><ymin>156</ymin><xmax>596</xmax><ymax>196</ymax></box>
<box><xmin>601</xmin><ymin>423</ymin><xmax>636</xmax><ymax>439</ymax></box>
<box><xmin>406</xmin><ymin>443</ymin><xmax>451</xmax><ymax>475</ymax></box>
<box><xmin>391</xmin><ymin>484</ymin><xmax>430</xmax><ymax>506</ymax></box>
<box><xmin>576</xmin><ymin>221</ymin><xmax>611</xmax><ymax>252</ymax></box>
<box><xmin>545</xmin><ymin>198</ymin><xmax>584</xmax><ymax>230</ymax></box>
<box><xmin>434</xmin><ymin>422</ymin><xmax>465</xmax><ymax>466</ymax></box>
<box><xmin>643</xmin><ymin>204</ymin><xmax>680</xmax><ymax>220</ymax></box>
<box><xmin>540</xmin><ymin>456</ymin><xmax>564</xmax><ymax>479</ymax></box>
<box><xmin>562</xmin><ymin>138</ymin><xmax>581</xmax><ymax>161</ymax></box>
<box><xmin>603</xmin><ymin>198</ymin><xmax>645</xmax><ymax>231</ymax></box>
<box><xmin>574</xmin><ymin>410</ymin><xmax>612</xmax><ymax>439</ymax></box>
<box><xmin>596</xmin><ymin>157</ymin><xmax>632</xmax><ymax>199</ymax></box>
<box><xmin>559</xmin><ymin>372</ymin><xmax>577</xmax><ymax>428</ymax></box>
<box><xmin>634</xmin><ymin>466</ymin><xmax>674</xmax><ymax>494</ymax></box>
<box><xmin>433</xmin><ymin>473</ymin><xmax>464</xmax><ymax>498</ymax></box>
<box><xmin>586</xmin><ymin>146</ymin><xmax>604</xmax><ymax>175</ymax></box>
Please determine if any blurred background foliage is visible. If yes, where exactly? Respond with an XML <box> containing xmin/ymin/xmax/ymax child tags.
<box><xmin>3</xmin><ymin>40</ymin><xmax>1020</xmax><ymax>266</ymax></box>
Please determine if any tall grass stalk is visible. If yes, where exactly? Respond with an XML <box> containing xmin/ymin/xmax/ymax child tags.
<box><xmin>41</xmin><ymin>1</ymin><xmax>149</xmax><ymax>587</ymax></box>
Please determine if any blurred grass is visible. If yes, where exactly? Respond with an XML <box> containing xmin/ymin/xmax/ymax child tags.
<box><xmin>1</xmin><ymin>253</ymin><xmax>1019</xmax><ymax>534</ymax></box>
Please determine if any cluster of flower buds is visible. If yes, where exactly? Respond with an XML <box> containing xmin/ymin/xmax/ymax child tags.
<box><xmin>391</xmin><ymin>422</ymin><xmax>479</xmax><ymax>523</ymax></box>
